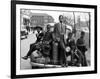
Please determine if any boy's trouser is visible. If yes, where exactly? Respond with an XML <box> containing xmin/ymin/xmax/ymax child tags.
<box><xmin>60</xmin><ymin>49</ymin><xmax>67</xmax><ymax>66</ymax></box>
<box><xmin>26</xmin><ymin>44</ymin><xmax>36</xmax><ymax>57</ymax></box>
<box><xmin>77</xmin><ymin>50</ymin><xmax>87</xmax><ymax>66</ymax></box>
<box><xmin>52</xmin><ymin>41</ymin><xmax>58</xmax><ymax>64</ymax></box>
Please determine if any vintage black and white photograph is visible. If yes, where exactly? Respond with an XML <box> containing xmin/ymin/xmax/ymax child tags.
<box><xmin>21</xmin><ymin>9</ymin><xmax>91</xmax><ymax>69</ymax></box>
<box><xmin>12</xmin><ymin>1</ymin><xmax>97</xmax><ymax>77</ymax></box>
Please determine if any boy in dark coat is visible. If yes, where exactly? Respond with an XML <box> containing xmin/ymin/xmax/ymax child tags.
<box><xmin>22</xmin><ymin>27</ymin><xmax>44</xmax><ymax>60</ymax></box>
<box><xmin>76</xmin><ymin>31</ymin><xmax>88</xmax><ymax>66</ymax></box>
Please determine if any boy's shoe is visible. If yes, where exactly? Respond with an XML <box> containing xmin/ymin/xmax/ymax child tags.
<box><xmin>22</xmin><ymin>56</ymin><xmax>28</xmax><ymax>60</ymax></box>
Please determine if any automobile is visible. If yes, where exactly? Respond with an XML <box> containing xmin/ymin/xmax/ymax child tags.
<box><xmin>21</xmin><ymin>29</ymin><xmax>28</xmax><ymax>40</ymax></box>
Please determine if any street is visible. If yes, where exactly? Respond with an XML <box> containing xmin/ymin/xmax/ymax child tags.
<box><xmin>21</xmin><ymin>33</ymin><xmax>37</xmax><ymax>69</ymax></box>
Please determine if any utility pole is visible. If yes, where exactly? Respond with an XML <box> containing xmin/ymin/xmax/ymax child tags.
<box><xmin>73</xmin><ymin>12</ymin><xmax>76</xmax><ymax>37</ymax></box>
<box><xmin>89</xmin><ymin>12</ymin><xmax>91</xmax><ymax>48</ymax></box>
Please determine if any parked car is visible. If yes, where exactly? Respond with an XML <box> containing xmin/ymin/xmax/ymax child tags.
<box><xmin>21</xmin><ymin>29</ymin><xmax>28</xmax><ymax>40</ymax></box>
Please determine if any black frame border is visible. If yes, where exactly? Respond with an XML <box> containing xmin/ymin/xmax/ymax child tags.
<box><xmin>11</xmin><ymin>0</ymin><xmax>97</xmax><ymax>78</ymax></box>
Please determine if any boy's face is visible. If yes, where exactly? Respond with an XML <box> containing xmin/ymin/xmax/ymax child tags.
<box><xmin>37</xmin><ymin>29</ymin><xmax>40</xmax><ymax>32</ymax></box>
<box><xmin>47</xmin><ymin>25</ymin><xmax>50</xmax><ymax>31</ymax></box>
<box><xmin>81</xmin><ymin>33</ymin><xmax>85</xmax><ymax>38</ymax></box>
<box><xmin>80</xmin><ymin>31</ymin><xmax>85</xmax><ymax>38</ymax></box>
<box><xmin>59</xmin><ymin>15</ymin><xmax>63</xmax><ymax>23</ymax></box>
<box><xmin>68</xmin><ymin>33</ymin><xmax>73</xmax><ymax>39</ymax></box>
<box><xmin>69</xmin><ymin>35</ymin><xmax>72</xmax><ymax>39</ymax></box>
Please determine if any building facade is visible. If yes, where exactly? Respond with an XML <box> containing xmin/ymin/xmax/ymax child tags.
<box><xmin>21</xmin><ymin>9</ymin><xmax>54</xmax><ymax>31</ymax></box>
<box><xmin>30</xmin><ymin>13</ymin><xmax>54</xmax><ymax>27</ymax></box>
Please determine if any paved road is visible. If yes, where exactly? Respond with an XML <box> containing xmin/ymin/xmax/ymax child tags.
<box><xmin>21</xmin><ymin>33</ymin><xmax>37</xmax><ymax>69</ymax></box>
